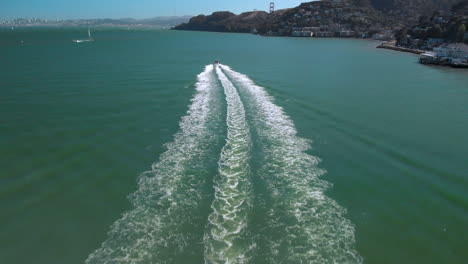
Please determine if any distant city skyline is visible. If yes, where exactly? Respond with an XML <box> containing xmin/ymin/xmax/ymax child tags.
<box><xmin>0</xmin><ymin>0</ymin><xmax>306</xmax><ymax>20</ymax></box>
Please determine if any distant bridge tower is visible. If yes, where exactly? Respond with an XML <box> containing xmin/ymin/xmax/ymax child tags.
<box><xmin>269</xmin><ymin>2</ymin><xmax>275</xmax><ymax>13</ymax></box>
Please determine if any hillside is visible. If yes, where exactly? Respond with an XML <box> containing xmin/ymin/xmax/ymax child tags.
<box><xmin>174</xmin><ymin>1</ymin><xmax>396</xmax><ymax>36</ymax></box>
<box><xmin>368</xmin><ymin>0</ymin><xmax>461</xmax><ymax>22</ymax></box>
<box><xmin>174</xmin><ymin>0</ymin><xmax>466</xmax><ymax>36</ymax></box>
<box><xmin>368</xmin><ymin>0</ymin><xmax>459</xmax><ymax>12</ymax></box>
<box><xmin>395</xmin><ymin>0</ymin><xmax>468</xmax><ymax>48</ymax></box>
<box><xmin>173</xmin><ymin>11</ymin><xmax>269</xmax><ymax>33</ymax></box>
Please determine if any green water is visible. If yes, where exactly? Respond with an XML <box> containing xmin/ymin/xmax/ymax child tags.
<box><xmin>1</xmin><ymin>28</ymin><xmax>467</xmax><ymax>264</ymax></box>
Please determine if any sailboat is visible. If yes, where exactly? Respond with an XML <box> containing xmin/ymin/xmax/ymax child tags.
<box><xmin>73</xmin><ymin>27</ymin><xmax>94</xmax><ymax>43</ymax></box>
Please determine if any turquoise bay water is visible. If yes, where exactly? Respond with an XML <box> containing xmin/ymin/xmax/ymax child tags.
<box><xmin>1</xmin><ymin>28</ymin><xmax>467</xmax><ymax>263</ymax></box>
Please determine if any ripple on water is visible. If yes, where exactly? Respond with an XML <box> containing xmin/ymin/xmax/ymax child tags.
<box><xmin>222</xmin><ymin>65</ymin><xmax>363</xmax><ymax>263</ymax></box>
<box><xmin>86</xmin><ymin>65</ymin><xmax>221</xmax><ymax>263</ymax></box>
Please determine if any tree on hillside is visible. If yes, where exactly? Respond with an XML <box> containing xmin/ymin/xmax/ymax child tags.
<box><xmin>451</xmin><ymin>1</ymin><xmax>468</xmax><ymax>12</ymax></box>
<box><xmin>419</xmin><ymin>15</ymin><xmax>430</xmax><ymax>24</ymax></box>
<box><xmin>354</xmin><ymin>0</ymin><xmax>371</xmax><ymax>6</ymax></box>
<box><xmin>395</xmin><ymin>28</ymin><xmax>407</xmax><ymax>40</ymax></box>
<box><xmin>431</xmin><ymin>11</ymin><xmax>441</xmax><ymax>21</ymax></box>
<box><xmin>457</xmin><ymin>23</ymin><xmax>466</xmax><ymax>42</ymax></box>
<box><xmin>428</xmin><ymin>24</ymin><xmax>443</xmax><ymax>38</ymax></box>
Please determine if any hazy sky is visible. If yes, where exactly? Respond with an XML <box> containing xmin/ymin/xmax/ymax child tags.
<box><xmin>0</xmin><ymin>0</ymin><xmax>306</xmax><ymax>20</ymax></box>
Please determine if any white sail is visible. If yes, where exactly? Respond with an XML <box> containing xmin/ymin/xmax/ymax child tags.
<box><xmin>73</xmin><ymin>26</ymin><xmax>94</xmax><ymax>43</ymax></box>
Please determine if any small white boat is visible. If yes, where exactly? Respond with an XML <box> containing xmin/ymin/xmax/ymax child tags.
<box><xmin>73</xmin><ymin>27</ymin><xmax>94</xmax><ymax>43</ymax></box>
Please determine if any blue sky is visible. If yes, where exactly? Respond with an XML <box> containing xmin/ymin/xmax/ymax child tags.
<box><xmin>0</xmin><ymin>0</ymin><xmax>306</xmax><ymax>20</ymax></box>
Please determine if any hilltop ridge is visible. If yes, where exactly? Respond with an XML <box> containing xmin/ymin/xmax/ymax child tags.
<box><xmin>174</xmin><ymin>0</ymin><xmax>464</xmax><ymax>38</ymax></box>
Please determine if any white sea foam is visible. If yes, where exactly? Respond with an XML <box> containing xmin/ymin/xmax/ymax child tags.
<box><xmin>222</xmin><ymin>65</ymin><xmax>363</xmax><ymax>263</ymax></box>
<box><xmin>86</xmin><ymin>65</ymin><xmax>220</xmax><ymax>264</ymax></box>
<box><xmin>86</xmin><ymin>64</ymin><xmax>362</xmax><ymax>263</ymax></box>
<box><xmin>203</xmin><ymin>66</ymin><xmax>254</xmax><ymax>264</ymax></box>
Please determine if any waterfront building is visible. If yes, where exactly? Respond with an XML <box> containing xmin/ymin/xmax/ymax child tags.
<box><xmin>433</xmin><ymin>44</ymin><xmax>468</xmax><ymax>59</ymax></box>
<box><xmin>291</xmin><ymin>31</ymin><xmax>313</xmax><ymax>37</ymax></box>
<box><xmin>420</xmin><ymin>43</ymin><xmax>468</xmax><ymax>67</ymax></box>
<box><xmin>315</xmin><ymin>31</ymin><xmax>334</xmax><ymax>37</ymax></box>
<box><xmin>302</xmin><ymin>27</ymin><xmax>321</xmax><ymax>33</ymax></box>
<box><xmin>340</xmin><ymin>30</ymin><xmax>355</xmax><ymax>37</ymax></box>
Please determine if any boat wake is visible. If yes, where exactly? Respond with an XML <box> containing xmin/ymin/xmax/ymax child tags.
<box><xmin>204</xmin><ymin>66</ymin><xmax>254</xmax><ymax>263</ymax></box>
<box><xmin>86</xmin><ymin>65</ymin><xmax>222</xmax><ymax>263</ymax></box>
<box><xmin>86</xmin><ymin>64</ymin><xmax>362</xmax><ymax>264</ymax></box>
<box><xmin>221</xmin><ymin>65</ymin><xmax>362</xmax><ymax>263</ymax></box>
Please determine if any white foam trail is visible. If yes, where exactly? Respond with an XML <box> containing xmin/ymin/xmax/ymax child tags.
<box><xmin>203</xmin><ymin>66</ymin><xmax>254</xmax><ymax>264</ymax></box>
<box><xmin>221</xmin><ymin>65</ymin><xmax>363</xmax><ymax>263</ymax></box>
<box><xmin>86</xmin><ymin>65</ymin><xmax>220</xmax><ymax>264</ymax></box>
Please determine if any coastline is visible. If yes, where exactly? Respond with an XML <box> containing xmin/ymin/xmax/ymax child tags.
<box><xmin>376</xmin><ymin>41</ymin><xmax>424</xmax><ymax>55</ymax></box>
<box><xmin>174</xmin><ymin>29</ymin><xmax>424</xmax><ymax>55</ymax></box>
